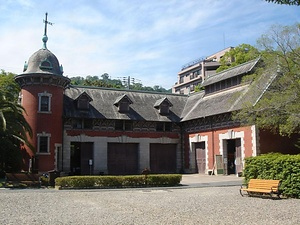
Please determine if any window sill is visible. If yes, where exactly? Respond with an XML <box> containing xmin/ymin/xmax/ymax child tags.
<box><xmin>36</xmin><ymin>152</ymin><xmax>51</xmax><ymax>155</ymax></box>
<box><xmin>38</xmin><ymin>111</ymin><xmax>52</xmax><ymax>114</ymax></box>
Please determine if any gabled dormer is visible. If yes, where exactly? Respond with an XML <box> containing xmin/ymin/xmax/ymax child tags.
<box><xmin>114</xmin><ymin>94</ymin><xmax>133</xmax><ymax>113</ymax></box>
<box><xmin>39</xmin><ymin>58</ymin><xmax>53</xmax><ymax>71</ymax></box>
<box><xmin>75</xmin><ymin>92</ymin><xmax>93</xmax><ymax>110</ymax></box>
<box><xmin>154</xmin><ymin>97</ymin><xmax>173</xmax><ymax>115</ymax></box>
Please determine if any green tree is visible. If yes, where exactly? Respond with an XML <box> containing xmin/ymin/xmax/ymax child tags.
<box><xmin>0</xmin><ymin>71</ymin><xmax>33</xmax><ymax>173</ymax></box>
<box><xmin>216</xmin><ymin>44</ymin><xmax>261</xmax><ymax>72</ymax></box>
<box><xmin>69</xmin><ymin>74</ymin><xmax>170</xmax><ymax>93</ymax></box>
<box><xmin>234</xmin><ymin>24</ymin><xmax>300</xmax><ymax>136</ymax></box>
<box><xmin>265</xmin><ymin>0</ymin><xmax>300</xmax><ymax>5</ymax></box>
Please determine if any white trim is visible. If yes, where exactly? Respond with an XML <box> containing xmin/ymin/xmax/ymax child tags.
<box><xmin>188</xmin><ymin>134</ymin><xmax>208</xmax><ymax>173</ymax></box>
<box><xmin>251</xmin><ymin>125</ymin><xmax>259</xmax><ymax>156</ymax></box>
<box><xmin>219</xmin><ymin>130</ymin><xmax>245</xmax><ymax>173</ymax></box>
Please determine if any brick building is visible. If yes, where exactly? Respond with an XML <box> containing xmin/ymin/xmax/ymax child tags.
<box><xmin>14</xmin><ymin>19</ymin><xmax>298</xmax><ymax>176</ymax></box>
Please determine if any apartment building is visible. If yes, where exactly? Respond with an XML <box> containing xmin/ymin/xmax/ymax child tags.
<box><xmin>172</xmin><ymin>47</ymin><xmax>233</xmax><ymax>95</ymax></box>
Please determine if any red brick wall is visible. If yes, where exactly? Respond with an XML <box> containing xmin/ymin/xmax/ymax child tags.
<box><xmin>21</xmin><ymin>85</ymin><xmax>64</xmax><ymax>172</ymax></box>
<box><xmin>187</xmin><ymin>126</ymin><xmax>255</xmax><ymax>171</ymax></box>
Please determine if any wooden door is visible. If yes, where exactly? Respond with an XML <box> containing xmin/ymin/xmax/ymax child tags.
<box><xmin>80</xmin><ymin>142</ymin><xmax>94</xmax><ymax>175</ymax></box>
<box><xmin>150</xmin><ymin>144</ymin><xmax>177</xmax><ymax>173</ymax></box>
<box><xmin>107</xmin><ymin>143</ymin><xmax>138</xmax><ymax>175</ymax></box>
<box><xmin>195</xmin><ymin>142</ymin><xmax>206</xmax><ymax>174</ymax></box>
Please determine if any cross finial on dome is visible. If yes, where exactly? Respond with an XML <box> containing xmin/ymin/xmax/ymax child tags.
<box><xmin>42</xmin><ymin>12</ymin><xmax>53</xmax><ymax>49</ymax></box>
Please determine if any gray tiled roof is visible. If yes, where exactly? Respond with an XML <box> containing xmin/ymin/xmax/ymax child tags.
<box><xmin>64</xmin><ymin>87</ymin><xmax>188</xmax><ymax>122</ymax></box>
<box><xmin>202</xmin><ymin>58</ymin><xmax>260</xmax><ymax>87</ymax></box>
<box><xmin>63</xmin><ymin>58</ymin><xmax>276</xmax><ymax>124</ymax></box>
<box><xmin>181</xmin><ymin>86</ymin><xmax>248</xmax><ymax>121</ymax></box>
<box><xmin>181</xmin><ymin>70</ymin><xmax>277</xmax><ymax>121</ymax></box>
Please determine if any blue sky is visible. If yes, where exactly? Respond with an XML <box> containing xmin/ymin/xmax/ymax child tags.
<box><xmin>0</xmin><ymin>0</ymin><xmax>299</xmax><ymax>89</ymax></box>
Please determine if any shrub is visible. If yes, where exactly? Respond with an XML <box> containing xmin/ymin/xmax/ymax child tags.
<box><xmin>55</xmin><ymin>174</ymin><xmax>182</xmax><ymax>189</ymax></box>
<box><xmin>243</xmin><ymin>153</ymin><xmax>300</xmax><ymax>198</ymax></box>
<box><xmin>147</xmin><ymin>174</ymin><xmax>182</xmax><ymax>186</ymax></box>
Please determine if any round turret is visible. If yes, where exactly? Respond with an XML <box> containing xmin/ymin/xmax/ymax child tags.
<box><xmin>14</xmin><ymin>13</ymin><xmax>70</xmax><ymax>172</ymax></box>
<box><xmin>23</xmin><ymin>48</ymin><xmax>63</xmax><ymax>76</ymax></box>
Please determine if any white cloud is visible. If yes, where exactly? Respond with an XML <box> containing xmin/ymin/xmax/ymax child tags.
<box><xmin>0</xmin><ymin>0</ymin><xmax>299</xmax><ymax>88</ymax></box>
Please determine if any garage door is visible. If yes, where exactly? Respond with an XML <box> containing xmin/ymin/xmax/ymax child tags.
<box><xmin>107</xmin><ymin>143</ymin><xmax>138</xmax><ymax>175</ymax></box>
<box><xmin>150</xmin><ymin>144</ymin><xmax>177</xmax><ymax>174</ymax></box>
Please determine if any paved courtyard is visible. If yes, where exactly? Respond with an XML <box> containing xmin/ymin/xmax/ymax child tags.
<box><xmin>0</xmin><ymin>175</ymin><xmax>299</xmax><ymax>225</ymax></box>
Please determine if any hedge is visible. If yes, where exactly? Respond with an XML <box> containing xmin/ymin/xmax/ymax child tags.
<box><xmin>243</xmin><ymin>153</ymin><xmax>300</xmax><ymax>198</ymax></box>
<box><xmin>55</xmin><ymin>174</ymin><xmax>182</xmax><ymax>189</ymax></box>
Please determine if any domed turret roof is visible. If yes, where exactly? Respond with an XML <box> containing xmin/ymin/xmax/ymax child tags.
<box><xmin>23</xmin><ymin>48</ymin><xmax>63</xmax><ymax>76</ymax></box>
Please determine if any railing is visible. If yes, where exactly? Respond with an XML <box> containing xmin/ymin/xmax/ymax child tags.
<box><xmin>181</xmin><ymin>57</ymin><xmax>205</xmax><ymax>70</ymax></box>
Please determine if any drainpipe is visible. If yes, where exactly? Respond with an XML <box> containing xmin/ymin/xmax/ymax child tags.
<box><xmin>210</xmin><ymin>117</ymin><xmax>215</xmax><ymax>173</ymax></box>
<box><xmin>180</xmin><ymin>123</ymin><xmax>185</xmax><ymax>173</ymax></box>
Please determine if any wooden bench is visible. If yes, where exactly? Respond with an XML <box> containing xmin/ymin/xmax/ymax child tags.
<box><xmin>5</xmin><ymin>173</ymin><xmax>41</xmax><ymax>188</ymax></box>
<box><xmin>240</xmin><ymin>179</ymin><xmax>281</xmax><ymax>198</ymax></box>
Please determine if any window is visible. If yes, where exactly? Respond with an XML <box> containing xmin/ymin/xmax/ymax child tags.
<box><xmin>179</xmin><ymin>76</ymin><xmax>184</xmax><ymax>84</ymax></box>
<box><xmin>156</xmin><ymin>123</ymin><xmax>164</xmax><ymax>131</ymax></box>
<box><xmin>190</xmin><ymin>85</ymin><xmax>195</xmax><ymax>92</ymax></box>
<box><xmin>77</xmin><ymin>96</ymin><xmax>89</xmax><ymax>110</ymax></box>
<box><xmin>37</xmin><ymin>133</ymin><xmax>51</xmax><ymax>154</ymax></box>
<box><xmin>72</xmin><ymin>119</ymin><xmax>93</xmax><ymax>129</ymax></box>
<box><xmin>41</xmin><ymin>96</ymin><xmax>49</xmax><ymax>111</ymax></box>
<box><xmin>160</xmin><ymin>103</ymin><xmax>170</xmax><ymax>115</ymax></box>
<box><xmin>75</xmin><ymin>92</ymin><xmax>92</xmax><ymax>110</ymax></box>
<box><xmin>119</xmin><ymin>101</ymin><xmax>130</xmax><ymax>113</ymax></box>
<box><xmin>156</xmin><ymin>122</ymin><xmax>172</xmax><ymax>132</ymax></box>
<box><xmin>18</xmin><ymin>92</ymin><xmax>22</xmax><ymax>105</ymax></box>
<box><xmin>38</xmin><ymin>92</ymin><xmax>52</xmax><ymax>113</ymax></box>
<box><xmin>39</xmin><ymin>59</ymin><xmax>53</xmax><ymax>70</ymax></box>
<box><xmin>115</xmin><ymin>120</ymin><xmax>123</xmax><ymax>130</ymax></box>
<box><xmin>114</xmin><ymin>120</ymin><xmax>133</xmax><ymax>131</ymax></box>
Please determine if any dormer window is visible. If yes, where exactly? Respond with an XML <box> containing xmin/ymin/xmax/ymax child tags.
<box><xmin>154</xmin><ymin>97</ymin><xmax>173</xmax><ymax>115</ymax></box>
<box><xmin>114</xmin><ymin>94</ymin><xmax>133</xmax><ymax>113</ymax></box>
<box><xmin>75</xmin><ymin>92</ymin><xmax>93</xmax><ymax>110</ymax></box>
<box><xmin>39</xmin><ymin>58</ymin><xmax>53</xmax><ymax>70</ymax></box>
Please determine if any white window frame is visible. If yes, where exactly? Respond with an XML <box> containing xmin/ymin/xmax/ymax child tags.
<box><xmin>38</xmin><ymin>92</ymin><xmax>52</xmax><ymax>113</ymax></box>
<box><xmin>37</xmin><ymin>132</ymin><xmax>51</xmax><ymax>155</ymax></box>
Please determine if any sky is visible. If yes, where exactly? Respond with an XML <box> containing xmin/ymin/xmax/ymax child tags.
<box><xmin>0</xmin><ymin>0</ymin><xmax>299</xmax><ymax>89</ymax></box>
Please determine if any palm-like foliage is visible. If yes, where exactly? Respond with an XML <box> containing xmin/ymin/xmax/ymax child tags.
<box><xmin>0</xmin><ymin>93</ymin><xmax>33</xmax><ymax>146</ymax></box>
<box><xmin>0</xmin><ymin>71</ymin><xmax>34</xmax><ymax>172</ymax></box>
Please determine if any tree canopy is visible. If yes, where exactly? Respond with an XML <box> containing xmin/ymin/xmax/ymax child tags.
<box><xmin>70</xmin><ymin>74</ymin><xmax>171</xmax><ymax>93</ymax></box>
<box><xmin>234</xmin><ymin>23</ymin><xmax>300</xmax><ymax>136</ymax></box>
<box><xmin>216</xmin><ymin>44</ymin><xmax>261</xmax><ymax>73</ymax></box>
<box><xmin>265</xmin><ymin>0</ymin><xmax>300</xmax><ymax>5</ymax></box>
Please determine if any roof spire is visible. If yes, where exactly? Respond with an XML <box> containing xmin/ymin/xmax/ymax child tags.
<box><xmin>42</xmin><ymin>12</ymin><xmax>53</xmax><ymax>49</ymax></box>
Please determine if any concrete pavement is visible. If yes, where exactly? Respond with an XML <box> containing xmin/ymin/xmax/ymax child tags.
<box><xmin>180</xmin><ymin>173</ymin><xmax>243</xmax><ymax>188</ymax></box>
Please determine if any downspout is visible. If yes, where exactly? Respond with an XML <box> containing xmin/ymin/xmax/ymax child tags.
<box><xmin>210</xmin><ymin>117</ymin><xmax>215</xmax><ymax>172</ymax></box>
<box><xmin>180</xmin><ymin>123</ymin><xmax>185</xmax><ymax>173</ymax></box>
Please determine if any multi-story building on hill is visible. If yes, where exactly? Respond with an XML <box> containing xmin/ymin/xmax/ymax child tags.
<box><xmin>172</xmin><ymin>47</ymin><xmax>233</xmax><ymax>95</ymax></box>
